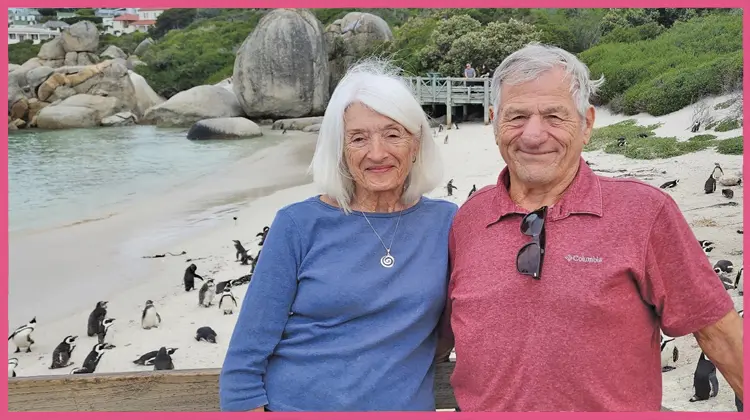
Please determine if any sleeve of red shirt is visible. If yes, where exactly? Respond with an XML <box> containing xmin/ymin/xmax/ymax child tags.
<box><xmin>638</xmin><ymin>194</ymin><xmax>735</xmax><ymax>338</ymax></box>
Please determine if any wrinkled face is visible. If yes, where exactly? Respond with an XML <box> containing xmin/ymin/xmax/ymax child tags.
<box><xmin>343</xmin><ymin>102</ymin><xmax>420</xmax><ymax>197</ymax></box>
<box><xmin>495</xmin><ymin>67</ymin><xmax>595</xmax><ymax>188</ymax></box>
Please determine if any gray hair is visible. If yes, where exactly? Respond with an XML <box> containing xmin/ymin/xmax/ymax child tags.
<box><xmin>492</xmin><ymin>42</ymin><xmax>605</xmax><ymax>125</ymax></box>
<box><xmin>309</xmin><ymin>58</ymin><xmax>443</xmax><ymax>214</ymax></box>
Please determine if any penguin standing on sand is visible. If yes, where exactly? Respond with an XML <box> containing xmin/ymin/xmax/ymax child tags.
<box><xmin>712</xmin><ymin>162</ymin><xmax>724</xmax><ymax>180</ymax></box>
<box><xmin>72</xmin><ymin>343</ymin><xmax>114</xmax><ymax>374</ymax></box>
<box><xmin>219</xmin><ymin>284</ymin><xmax>238</xmax><ymax>315</ymax></box>
<box><xmin>97</xmin><ymin>318</ymin><xmax>116</xmax><ymax>346</ymax></box>
<box><xmin>183</xmin><ymin>264</ymin><xmax>204</xmax><ymax>292</ymax></box>
<box><xmin>195</xmin><ymin>326</ymin><xmax>217</xmax><ymax>343</ymax></box>
<box><xmin>716</xmin><ymin>269</ymin><xmax>736</xmax><ymax>290</ymax></box>
<box><xmin>8</xmin><ymin>317</ymin><xmax>37</xmax><ymax>353</ymax></box>
<box><xmin>446</xmin><ymin>179</ymin><xmax>457</xmax><ymax>196</ymax></box>
<box><xmin>704</xmin><ymin>173</ymin><xmax>717</xmax><ymax>194</ymax></box>
<box><xmin>8</xmin><ymin>358</ymin><xmax>18</xmax><ymax>378</ymax></box>
<box><xmin>50</xmin><ymin>335</ymin><xmax>78</xmax><ymax>369</ymax></box>
<box><xmin>256</xmin><ymin>226</ymin><xmax>270</xmax><ymax>246</ymax></box>
<box><xmin>199</xmin><ymin>279</ymin><xmax>215</xmax><ymax>307</ymax></box>
<box><xmin>141</xmin><ymin>300</ymin><xmax>162</xmax><ymax>330</ymax></box>
<box><xmin>698</xmin><ymin>240</ymin><xmax>714</xmax><ymax>248</ymax></box>
<box><xmin>87</xmin><ymin>301</ymin><xmax>108</xmax><ymax>337</ymax></box>
<box><xmin>153</xmin><ymin>347</ymin><xmax>175</xmax><ymax>371</ymax></box>
<box><xmin>660</xmin><ymin>333</ymin><xmax>679</xmax><ymax>372</ymax></box>
<box><xmin>689</xmin><ymin>352</ymin><xmax>719</xmax><ymax>402</ymax></box>
<box><xmin>133</xmin><ymin>347</ymin><xmax>178</xmax><ymax>366</ymax></box>
<box><xmin>468</xmin><ymin>184</ymin><xmax>477</xmax><ymax>198</ymax></box>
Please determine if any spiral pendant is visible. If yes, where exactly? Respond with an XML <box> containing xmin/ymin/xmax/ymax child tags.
<box><xmin>380</xmin><ymin>253</ymin><xmax>395</xmax><ymax>268</ymax></box>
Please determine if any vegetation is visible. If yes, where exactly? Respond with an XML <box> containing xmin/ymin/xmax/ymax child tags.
<box><xmin>585</xmin><ymin>119</ymin><xmax>743</xmax><ymax>159</ymax></box>
<box><xmin>714</xmin><ymin>118</ymin><xmax>742</xmax><ymax>132</ymax></box>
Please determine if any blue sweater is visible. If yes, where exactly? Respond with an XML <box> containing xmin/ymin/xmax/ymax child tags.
<box><xmin>219</xmin><ymin>195</ymin><xmax>458</xmax><ymax>412</ymax></box>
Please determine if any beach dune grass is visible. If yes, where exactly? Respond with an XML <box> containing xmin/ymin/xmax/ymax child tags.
<box><xmin>585</xmin><ymin>119</ymin><xmax>743</xmax><ymax>159</ymax></box>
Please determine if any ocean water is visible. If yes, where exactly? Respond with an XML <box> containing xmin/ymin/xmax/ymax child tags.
<box><xmin>8</xmin><ymin>125</ymin><xmax>283</xmax><ymax>233</ymax></box>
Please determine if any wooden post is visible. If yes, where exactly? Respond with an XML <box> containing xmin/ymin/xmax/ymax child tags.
<box><xmin>483</xmin><ymin>78</ymin><xmax>490</xmax><ymax>125</ymax></box>
<box><xmin>416</xmin><ymin>77</ymin><xmax>422</xmax><ymax>104</ymax></box>
<box><xmin>446</xmin><ymin>78</ymin><xmax>452</xmax><ymax>128</ymax></box>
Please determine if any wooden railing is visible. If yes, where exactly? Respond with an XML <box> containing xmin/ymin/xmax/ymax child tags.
<box><xmin>403</xmin><ymin>77</ymin><xmax>494</xmax><ymax>125</ymax></box>
<box><xmin>8</xmin><ymin>361</ymin><xmax>672</xmax><ymax>412</ymax></box>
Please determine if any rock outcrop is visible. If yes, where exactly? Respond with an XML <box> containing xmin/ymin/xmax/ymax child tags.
<box><xmin>141</xmin><ymin>85</ymin><xmax>245</xmax><ymax>127</ymax></box>
<box><xmin>271</xmin><ymin>116</ymin><xmax>323</xmax><ymax>130</ymax></box>
<box><xmin>324</xmin><ymin>12</ymin><xmax>393</xmax><ymax>94</ymax></box>
<box><xmin>232</xmin><ymin>8</ymin><xmax>329</xmax><ymax>119</ymax></box>
<box><xmin>186</xmin><ymin>117</ymin><xmax>263</xmax><ymax>140</ymax></box>
<box><xmin>36</xmin><ymin>94</ymin><xmax>126</xmax><ymax>129</ymax></box>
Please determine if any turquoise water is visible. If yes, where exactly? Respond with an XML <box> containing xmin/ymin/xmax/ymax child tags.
<box><xmin>8</xmin><ymin>125</ymin><xmax>282</xmax><ymax>233</ymax></box>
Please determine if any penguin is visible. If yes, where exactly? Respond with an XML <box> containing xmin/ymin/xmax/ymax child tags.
<box><xmin>8</xmin><ymin>358</ymin><xmax>18</xmax><ymax>378</ymax></box>
<box><xmin>195</xmin><ymin>326</ymin><xmax>217</xmax><ymax>343</ymax></box>
<box><xmin>738</xmin><ymin>229</ymin><xmax>744</xmax><ymax>235</ymax></box>
<box><xmin>689</xmin><ymin>352</ymin><xmax>719</xmax><ymax>402</ymax></box>
<box><xmin>712</xmin><ymin>162</ymin><xmax>724</xmax><ymax>180</ymax></box>
<box><xmin>256</xmin><ymin>226</ymin><xmax>269</xmax><ymax>246</ymax></box>
<box><xmin>183</xmin><ymin>263</ymin><xmax>205</xmax><ymax>292</ymax></box>
<box><xmin>716</xmin><ymin>270</ymin><xmax>736</xmax><ymax>290</ymax></box>
<box><xmin>199</xmin><ymin>279</ymin><xmax>215</xmax><ymax>307</ymax></box>
<box><xmin>660</xmin><ymin>333</ymin><xmax>679</xmax><ymax>372</ymax></box>
<box><xmin>133</xmin><ymin>347</ymin><xmax>178</xmax><ymax>366</ymax></box>
<box><xmin>703</xmin><ymin>245</ymin><xmax>715</xmax><ymax>255</ymax></box>
<box><xmin>87</xmin><ymin>301</ymin><xmax>108</xmax><ymax>337</ymax></box>
<box><xmin>8</xmin><ymin>317</ymin><xmax>36</xmax><ymax>353</ymax></box>
<box><xmin>219</xmin><ymin>284</ymin><xmax>238</xmax><ymax>315</ymax></box>
<box><xmin>72</xmin><ymin>343</ymin><xmax>114</xmax><ymax>374</ymax></box>
<box><xmin>216</xmin><ymin>280</ymin><xmax>230</xmax><ymax>294</ymax></box>
<box><xmin>714</xmin><ymin>260</ymin><xmax>734</xmax><ymax>273</ymax></box>
<box><xmin>453</xmin><ymin>122</ymin><xmax>459</xmax><ymax>130</ymax></box>
<box><xmin>446</xmin><ymin>179</ymin><xmax>457</xmax><ymax>196</ymax></box>
<box><xmin>153</xmin><ymin>347</ymin><xmax>175</xmax><ymax>371</ymax></box>
<box><xmin>660</xmin><ymin>180</ymin><xmax>678</xmax><ymax>189</ymax></box>
<box><xmin>617</xmin><ymin>137</ymin><xmax>627</xmax><ymax>147</ymax></box>
<box><xmin>736</xmin><ymin>267</ymin><xmax>744</xmax><ymax>296</ymax></box>
<box><xmin>468</xmin><ymin>184</ymin><xmax>477</xmax><ymax>198</ymax></box>
<box><xmin>282</xmin><ymin>128</ymin><xmax>287</xmax><ymax>135</ymax></box>
<box><xmin>438</xmin><ymin>124</ymin><xmax>444</xmax><ymax>133</ymax></box>
<box><xmin>722</xmin><ymin>188</ymin><xmax>734</xmax><ymax>199</ymax></box>
<box><xmin>233</xmin><ymin>240</ymin><xmax>252</xmax><ymax>265</ymax></box>
<box><xmin>97</xmin><ymin>318</ymin><xmax>116</xmax><ymax>346</ymax></box>
<box><xmin>637</xmin><ymin>133</ymin><xmax>648</xmax><ymax>138</ymax></box>
<box><xmin>443</xmin><ymin>134</ymin><xmax>449</xmax><ymax>144</ymax></box>
<box><xmin>698</xmin><ymin>240</ymin><xmax>714</xmax><ymax>248</ymax></box>
<box><xmin>49</xmin><ymin>335</ymin><xmax>78</xmax><ymax>369</ymax></box>
<box><xmin>141</xmin><ymin>300</ymin><xmax>162</xmax><ymax>330</ymax></box>
<box><xmin>704</xmin><ymin>173</ymin><xmax>717</xmax><ymax>194</ymax></box>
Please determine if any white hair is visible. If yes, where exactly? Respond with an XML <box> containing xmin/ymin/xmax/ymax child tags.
<box><xmin>492</xmin><ymin>42</ymin><xmax>605</xmax><ymax>127</ymax></box>
<box><xmin>309</xmin><ymin>58</ymin><xmax>443</xmax><ymax>214</ymax></box>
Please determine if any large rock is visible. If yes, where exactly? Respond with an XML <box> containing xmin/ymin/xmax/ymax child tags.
<box><xmin>61</xmin><ymin>21</ymin><xmax>99</xmax><ymax>53</ymax></box>
<box><xmin>142</xmin><ymin>85</ymin><xmax>245</xmax><ymax>127</ymax></box>
<box><xmin>64</xmin><ymin>51</ymin><xmax>78</xmax><ymax>67</ymax></box>
<box><xmin>272</xmin><ymin>116</ymin><xmax>323</xmax><ymax>130</ymax></box>
<box><xmin>36</xmin><ymin>94</ymin><xmax>124</xmax><ymax>129</ymax></box>
<box><xmin>324</xmin><ymin>12</ymin><xmax>393</xmax><ymax>94</ymax></box>
<box><xmin>101</xmin><ymin>45</ymin><xmax>127</xmax><ymax>60</ymax></box>
<box><xmin>128</xmin><ymin>71</ymin><xmax>164</xmax><ymax>116</ymax></box>
<box><xmin>101</xmin><ymin>111</ymin><xmax>137</xmax><ymax>126</ymax></box>
<box><xmin>37</xmin><ymin>37</ymin><xmax>66</xmax><ymax>60</ymax></box>
<box><xmin>70</xmin><ymin>60</ymin><xmax>138</xmax><ymax>114</ymax></box>
<box><xmin>186</xmin><ymin>117</ymin><xmax>262</xmax><ymax>140</ymax></box>
<box><xmin>134</xmin><ymin>38</ymin><xmax>154</xmax><ymax>56</ymax></box>
<box><xmin>9</xmin><ymin>64</ymin><xmax>21</xmax><ymax>72</ymax></box>
<box><xmin>26</xmin><ymin>66</ymin><xmax>55</xmax><ymax>91</ymax></box>
<box><xmin>232</xmin><ymin>8</ymin><xmax>329</xmax><ymax>119</ymax></box>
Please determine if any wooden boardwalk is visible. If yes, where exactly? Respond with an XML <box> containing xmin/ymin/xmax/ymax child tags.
<box><xmin>404</xmin><ymin>77</ymin><xmax>495</xmax><ymax>126</ymax></box>
<box><xmin>8</xmin><ymin>360</ymin><xmax>673</xmax><ymax>412</ymax></box>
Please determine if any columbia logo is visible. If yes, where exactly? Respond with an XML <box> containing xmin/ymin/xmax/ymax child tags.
<box><xmin>565</xmin><ymin>254</ymin><xmax>603</xmax><ymax>263</ymax></box>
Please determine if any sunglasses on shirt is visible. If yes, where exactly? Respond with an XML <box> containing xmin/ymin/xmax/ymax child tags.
<box><xmin>516</xmin><ymin>206</ymin><xmax>548</xmax><ymax>280</ymax></box>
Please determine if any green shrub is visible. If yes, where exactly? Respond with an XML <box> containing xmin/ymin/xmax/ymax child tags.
<box><xmin>714</xmin><ymin>98</ymin><xmax>737</xmax><ymax>110</ymax></box>
<box><xmin>715</xmin><ymin>118</ymin><xmax>741</xmax><ymax>132</ymax></box>
<box><xmin>715</xmin><ymin>136</ymin><xmax>743</xmax><ymax>155</ymax></box>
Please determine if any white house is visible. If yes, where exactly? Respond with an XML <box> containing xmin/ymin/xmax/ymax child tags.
<box><xmin>8</xmin><ymin>25</ymin><xmax>61</xmax><ymax>45</ymax></box>
<box><xmin>106</xmin><ymin>8</ymin><xmax>167</xmax><ymax>35</ymax></box>
<box><xmin>137</xmin><ymin>8</ymin><xmax>169</xmax><ymax>21</ymax></box>
<box><xmin>8</xmin><ymin>8</ymin><xmax>41</xmax><ymax>26</ymax></box>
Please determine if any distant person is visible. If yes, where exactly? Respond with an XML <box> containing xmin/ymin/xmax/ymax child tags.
<box><xmin>438</xmin><ymin>43</ymin><xmax>744</xmax><ymax>411</ymax></box>
<box><xmin>463</xmin><ymin>63</ymin><xmax>476</xmax><ymax>78</ymax></box>
<box><xmin>219</xmin><ymin>59</ymin><xmax>458</xmax><ymax>412</ymax></box>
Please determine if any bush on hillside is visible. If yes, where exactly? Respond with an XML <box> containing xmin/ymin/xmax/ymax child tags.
<box><xmin>715</xmin><ymin>136</ymin><xmax>743</xmax><ymax>155</ymax></box>
<box><xmin>8</xmin><ymin>40</ymin><xmax>43</xmax><ymax>65</ymax></box>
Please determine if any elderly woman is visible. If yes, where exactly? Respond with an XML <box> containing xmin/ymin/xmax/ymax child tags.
<box><xmin>218</xmin><ymin>60</ymin><xmax>458</xmax><ymax>412</ymax></box>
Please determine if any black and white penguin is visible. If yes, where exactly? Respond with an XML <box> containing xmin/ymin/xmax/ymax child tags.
<box><xmin>153</xmin><ymin>347</ymin><xmax>175</xmax><ymax>371</ymax></box>
<box><xmin>704</xmin><ymin>173</ymin><xmax>717</xmax><ymax>194</ymax></box>
<box><xmin>183</xmin><ymin>263</ymin><xmax>205</xmax><ymax>292</ymax></box>
<box><xmin>717</xmin><ymin>270</ymin><xmax>736</xmax><ymax>290</ymax></box>
<box><xmin>71</xmin><ymin>343</ymin><xmax>114</xmax><ymax>375</ymax></box>
<box><xmin>97</xmin><ymin>318</ymin><xmax>116</xmax><ymax>346</ymax></box>
<box><xmin>141</xmin><ymin>300</ymin><xmax>162</xmax><ymax>330</ymax></box>
<box><xmin>443</xmin><ymin>134</ymin><xmax>449</xmax><ymax>144</ymax></box>
<box><xmin>133</xmin><ymin>347</ymin><xmax>178</xmax><ymax>366</ymax></box>
<box><xmin>698</xmin><ymin>240</ymin><xmax>714</xmax><ymax>248</ymax></box>
<box><xmin>689</xmin><ymin>352</ymin><xmax>719</xmax><ymax>402</ymax></box>
<box><xmin>256</xmin><ymin>226</ymin><xmax>269</xmax><ymax>246</ymax></box>
<box><xmin>722</xmin><ymin>188</ymin><xmax>734</xmax><ymax>199</ymax></box>
<box><xmin>219</xmin><ymin>285</ymin><xmax>238</xmax><ymax>315</ymax></box>
<box><xmin>8</xmin><ymin>317</ymin><xmax>37</xmax><ymax>353</ymax></box>
<box><xmin>87</xmin><ymin>301</ymin><xmax>108</xmax><ymax>337</ymax></box>
<box><xmin>660</xmin><ymin>180</ymin><xmax>679</xmax><ymax>189</ymax></box>
<box><xmin>703</xmin><ymin>245</ymin><xmax>715</xmax><ymax>255</ymax></box>
<box><xmin>617</xmin><ymin>137</ymin><xmax>627</xmax><ymax>147</ymax></box>
<box><xmin>468</xmin><ymin>184</ymin><xmax>477</xmax><ymax>198</ymax></box>
<box><xmin>660</xmin><ymin>333</ymin><xmax>679</xmax><ymax>372</ymax></box>
<box><xmin>49</xmin><ymin>335</ymin><xmax>78</xmax><ymax>369</ymax></box>
<box><xmin>712</xmin><ymin>162</ymin><xmax>724</xmax><ymax>180</ymax></box>
<box><xmin>195</xmin><ymin>326</ymin><xmax>217</xmax><ymax>343</ymax></box>
<box><xmin>8</xmin><ymin>358</ymin><xmax>18</xmax><ymax>378</ymax></box>
<box><xmin>714</xmin><ymin>260</ymin><xmax>734</xmax><ymax>273</ymax></box>
<box><xmin>199</xmin><ymin>279</ymin><xmax>215</xmax><ymax>307</ymax></box>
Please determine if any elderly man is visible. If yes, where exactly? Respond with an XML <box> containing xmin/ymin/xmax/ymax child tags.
<box><xmin>437</xmin><ymin>43</ymin><xmax>743</xmax><ymax>411</ymax></box>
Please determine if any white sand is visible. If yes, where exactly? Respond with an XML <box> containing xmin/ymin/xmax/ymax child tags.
<box><xmin>9</xmin><ymin>99</ymin><xmax>743</xmax><ymax>412</ymax></box>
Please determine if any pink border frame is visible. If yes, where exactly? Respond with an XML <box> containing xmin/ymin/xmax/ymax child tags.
<box><xmin>2</xmin><ymin>0</ymin><xmax>746</xmax><ymax>416</ymax></box>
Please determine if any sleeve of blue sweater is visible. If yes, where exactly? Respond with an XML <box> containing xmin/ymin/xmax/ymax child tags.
<box><xmin>219</xmin><ymin>209</ymin><xmax>303</xmax><ymax>411</ymax></box>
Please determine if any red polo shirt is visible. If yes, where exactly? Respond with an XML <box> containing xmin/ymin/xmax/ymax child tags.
<box><xmin>447</xmin><ymin>158</ymin><xmax>735</xmax><ymax>411</ymax></box>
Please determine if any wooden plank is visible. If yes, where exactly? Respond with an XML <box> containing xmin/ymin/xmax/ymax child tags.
<box><xmin>7</xmin><ymin>361</ymin><xmax>673</xmax><ymax>412</ymax></box>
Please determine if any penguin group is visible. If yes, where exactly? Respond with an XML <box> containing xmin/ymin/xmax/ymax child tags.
<box><xmin>8</xmin><ymin>223</ymin><xmax>269</xmax><ymax>379</ymax></box>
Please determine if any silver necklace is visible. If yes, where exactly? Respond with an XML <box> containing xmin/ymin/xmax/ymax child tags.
<box><xmin>361</xmin><ymin>209</ymin><xmax>403</xmax><ymax>268</ymax></box>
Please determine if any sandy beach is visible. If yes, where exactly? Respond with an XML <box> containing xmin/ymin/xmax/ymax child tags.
<box><xmin>8</xmin><ymin>94</ymin><xmax>743</xmax><ymax>412</ymax></box>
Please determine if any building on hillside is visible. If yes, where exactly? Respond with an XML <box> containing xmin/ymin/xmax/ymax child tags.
<box><xmin>8</xmin><ymin>8</ymin><xmax>41</xmax><ymax>26</ymax></box>
<box><xmin>42</xmin><ymin>20</ymin><xmax>70</xmax><ymax>30</ymax></box>
<box><xmin>55</xmin><ymin>11</ymin><xmax>77</xmax><ymax>20</ymax></box>
<box><xmin>95</xmin><ymin>8</ymin><xmax>128</xmax><ymax>18</ymax></box>
<box><xmin>137</xmin><ymin>8</ymin><xmax>169</xmax><ymax>21</ymax></box>
<box><xmin>109</xmin><ymin>14</ymin><xmax>140</xmax><ymax>35</ymax></box>
<box><xmin>8</xmin><ymin>25</ymin><xmax>61</xmax><ymax>45</ymax></box>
